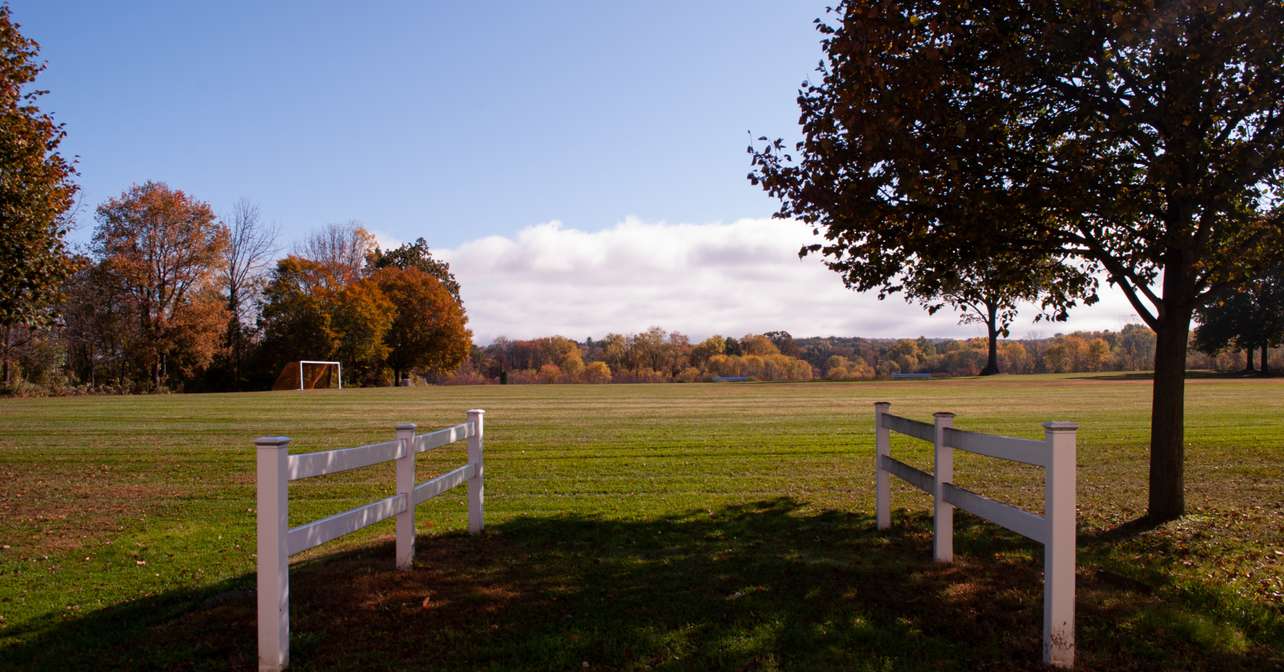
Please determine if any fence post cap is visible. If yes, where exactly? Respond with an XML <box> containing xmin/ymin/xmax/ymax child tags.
<box><xmin>254</xmin><ymin>436</ymin><xmax>290</xmax><ymax>447</ymax></box>
<box><xmin>395</xmin><ymin>422</ymin><xmax>417</xmax><ymax>431</ymax></box>
<box><xmin>1042</xmin><ymin>421</ymin><xmax>1079</xmax><ymax>432</ymax></box>
<box><xmin>873</xmin><ymin>401</ymin><xmax>891</xmax><ymax>408</ymax></box>
<box><xmin>933</xmin><ymin>411</ymin><xmax>956</xmax><ymax>418</ymax></box>
<box><xmin>467</xmin><ymin>408</ymin><xmax>486</xmax><ymax>415</ymax></box>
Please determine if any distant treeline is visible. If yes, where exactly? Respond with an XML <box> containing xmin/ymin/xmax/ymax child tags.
<box><xmin>2</xmin><ymin>184</ymin><xmax>470</xmax><ymax>396</ymax></box>
<box><xmin>2</xmin><ymin>180</ymin><xmax>1275</xmax><ymax>394</ymax></box>
<box><xmin>444</xmin><ymin>325</ymin><xmax>1279</xmax><ymax>385</ymax></box>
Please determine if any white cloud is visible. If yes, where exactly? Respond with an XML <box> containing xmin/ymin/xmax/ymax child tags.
<box><xmin>440</xmin><ymin>217</ymin><xmax>1144</xmax><ymax>344</ymax></box>
<box><xmin>368</xmin><ymin>229</ymin><xmax>404</xmax><ymax>252</ymax></box>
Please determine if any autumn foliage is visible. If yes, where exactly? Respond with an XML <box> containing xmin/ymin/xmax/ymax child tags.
<box><xmin>256</xmin><ymin>242</ymin><xmax>472</xmax><ymax>387</ymax></box>
<box><xmin>453</xmin><ymin>323</ymin><xmax>1270</xmax><ymax>386</ymax></box>
<box><xmin>0</xmin><ymin>7</ymin><xmax>78</xmax><ymax>385</ymax></box>
<box><xmin>479</xmin><ymin>330</ymin><xmax>815</xmax><ymax>384</ymax></box>
<box><xmin>92</xmin><ymin>183</ymin><xmax>230</xmax><ymax>389</ymax></box>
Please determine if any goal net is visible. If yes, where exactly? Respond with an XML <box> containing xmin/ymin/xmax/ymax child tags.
<box><xmin>271</xmin><ymin>360</ymin><xmax>342</xmax><ymax>391</ymax></box>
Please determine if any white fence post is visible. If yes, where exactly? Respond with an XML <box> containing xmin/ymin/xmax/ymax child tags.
<box><xmin>932</xmin><ymin>412</ymin><xmax>954</xmax><ymax>563</ymax></box>
<box><xmin>1042</xmin><ymin>421</ymin><xmax>1078</xmax><ymax>668</ymax></box>
<box><xmin>255</xmin><ymin>436</ymin><xmax>290</xmax><ymax>672</ymax></box>
<box><xmin>467</xmin><ymin>409</ymin><xmax>485</xmax><ymax>535</ymax></box>
<box><xmin>395</xmin><ymin>423</ymin><xmax>417</xmax><ymax>570</ymax></box>
<box><xmin>874</xmin><ymin>401</ymin><xmax>891</xmax><ymax>530</ymax></box>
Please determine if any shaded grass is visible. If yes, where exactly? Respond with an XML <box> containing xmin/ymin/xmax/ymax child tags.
<box><xmin>1</xmin><ymin>374</ymin><xmax>1282</xmax><ymax>669</ymax></box>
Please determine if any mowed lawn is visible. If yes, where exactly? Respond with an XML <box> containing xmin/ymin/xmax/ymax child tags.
<box><xmin>1</xmin><ymin>375</ymin><xmax>1281</xmax><ymax>671</ymax></box>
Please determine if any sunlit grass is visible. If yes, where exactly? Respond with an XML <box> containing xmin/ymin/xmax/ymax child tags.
<box><xmin>1</xmin><ymin>374</ymin><xmax>1281</xmax><ymax>669</ymax></box>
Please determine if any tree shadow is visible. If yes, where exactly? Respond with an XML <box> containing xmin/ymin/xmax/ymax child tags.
<box><xmin>1065</xmin><ymin>370</ymin><xmax>1280</xmax><ymax>382</ymax></box>
<box><xmin>1078</xmin><ymin>515</ymin><xmax>1164</xmax><ymax>543</ymax></box>
<box><xmin>2</xmin><ymin>499</ymin><xmax>1279</xmax><ymax>671</ymax></box>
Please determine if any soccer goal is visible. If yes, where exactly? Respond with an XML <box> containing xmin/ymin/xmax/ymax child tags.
<box><xmin>271</xmin><ymin>360</ymin><xmax>342</xmax><ymax>391</ymax></box>
<box><xmin>297</xmin><ymin>361</ymin><xmax>341</xmax><ymax>390</ymax></box>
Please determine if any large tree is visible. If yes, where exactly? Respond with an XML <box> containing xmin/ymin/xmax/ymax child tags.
<box><xmin>0</xmin><ymin>6</ymin><xmax>78</xmax><ymax>385</ymax></box>
<box><xmin>750</xmin><ymin>1</ymin><xmax>1284</xmax><ymax>521</ymax></box>
<box><xmin>374</xmin><ymin>267</ymin><xmax>470</xmax><ymax>382</ymax></box>
<box><xmin>257</xmin><ymin>256</ymin><xmax>341</xmax><ymax>379</ymax></box>
<box><xmin>331</xmin><ymin>277</ymin><xmax>394</xmax><ymax>385</ymax></box>
<box><xmin>94</xmin><ymin>182</ymin><xmax>230</xmax><ymax>389</ymax></box>
<box><xmin>366</xmin><ymin>237</ymin><xmax>462</xmax><ymax>304</ymax></box>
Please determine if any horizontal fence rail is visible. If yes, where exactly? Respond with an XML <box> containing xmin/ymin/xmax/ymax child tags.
<box><xmin>415</xmin><ymin>422</ymin><xmax>472</xmax><ymax>452</ymax></box>
<box><xmin>286</xmin><ymin>439</ymin><xmax>401</xmax><ymax>480</ymax></box>
<box><xmin>873</xmin><ymin>402</ymin><xmax>1077</xmax><ymax>669</ymax></box>
<box><xmin>255</xmin><ymin>409</ymin><xmax>485</xmax><ymax>672</ymax></box>
<box><xmin>414</xmin><ymin>464</ymin><xmax>473</xmax><ymax>505</ymax></box>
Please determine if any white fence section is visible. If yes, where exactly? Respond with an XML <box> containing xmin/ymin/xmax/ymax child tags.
<box><xmin>873</xmin><ymin>402</ymin><xmax>1077</xmax><ymax>668</ymax></box>
<box><xmin>254</xmin><ymin>409</ymin><xmax>485</xmax><ymax>672</ymax></box>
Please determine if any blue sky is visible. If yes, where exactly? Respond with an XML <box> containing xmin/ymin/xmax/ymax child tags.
<box><xmin>14</xmin><ymin>1</ymin><xmax>828</xmax><ymax>248</ymax></box>
<box><xmin>11</xmin><ymin>1</ymin><xmax>1140</xmax><ymax>340</ymax></box>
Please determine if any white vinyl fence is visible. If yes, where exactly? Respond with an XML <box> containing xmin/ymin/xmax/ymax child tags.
<box><xmin>254</xmin><ymin>409</ymin><xmax>485</xmax><ymax>672</ymax></box>
<box><xmin>873</xmin><ymin>402</ymin><xmax>1077</xmax><ymax>668</ymax></box>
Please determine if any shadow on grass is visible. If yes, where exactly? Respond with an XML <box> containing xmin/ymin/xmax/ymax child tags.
<box><xmin>1079</xmin><ymin>515</ymin><xmax>1165</xmax><ymax>542</ymax></box>
<box><xmin>2</xmin><ymin>499</ymin><xmax>1280</xmax><ymax>671</ymax></box>
<box><xmin>1065</xmin><ymin>370</ymin><xmax>1283</xmax><ymax>382</ymax></box>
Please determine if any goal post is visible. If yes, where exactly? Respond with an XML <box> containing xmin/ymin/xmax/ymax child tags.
<box><xmin>297</xmin><ymin>360</ymin><xmax>342</xmax><ymax>391</ymax></box>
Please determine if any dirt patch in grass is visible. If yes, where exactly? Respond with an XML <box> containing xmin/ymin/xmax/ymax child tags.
<box><xmin>0</xmin><ymin>464</ymin><xmax>182</xmax><ymax>554</ymax></box>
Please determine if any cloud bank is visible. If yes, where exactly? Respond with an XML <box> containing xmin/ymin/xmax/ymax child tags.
<box><xmin>440</xmin><ymin>217</ymin><xmax>1141</xmax><ymax>344</ymax></box>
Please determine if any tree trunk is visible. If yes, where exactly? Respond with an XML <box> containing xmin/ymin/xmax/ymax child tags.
<box><xmin>1147</xmin><ymin>303</ymin><xmax>1193</xmax><ymax>522</ymax></box>
<box><xmin>980</xmin><ymin>304</ymin><xmax>1000</xmax><ymax>376</ymax></box>
<box><xmin>1</xmin><ymin>324</ymin><xmax>10</xmax><ymax>386</ymax></box>
<box><xmin>1245</xmin><ymin>348</ymin><xmax>1255</xmax><ymax>372</ymax></box>
<box><xmin>228</xmin><ymin>291</ymin><xmax>242</xmax><ymax>390</ymax></box>
<box><xmin>1262</xmin><ymin>345</ymin><xmax>1271</xmax><ymax>376</ymax></box>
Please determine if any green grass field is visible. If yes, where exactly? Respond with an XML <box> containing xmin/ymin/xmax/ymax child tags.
<box><xmin>1</xmin><ymin>375</ymin><xmax>1282</xmax><ymax>670</ymax></box>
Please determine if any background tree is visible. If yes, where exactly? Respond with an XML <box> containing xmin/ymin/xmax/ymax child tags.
<box><xmin>691</xmin><ymin>335</ymin><xmax>726</xmax><ymax>368</ymax></box>
<box><xmin>584</xmin><ymin>360</ymin><xmax>612</xmax><ymax>383</ymax></box>
<box><xmin>764</xmin><ymin>330</ymin><xmax>799</xmax><ymax>357</ymax></box>
<box><xmin>1195</xmin><ymin>264</ymin><xmax>1284</xmax><ymax>375</ymax></box>
<box><xmin>750</xmin><ymin>1</ymin><xmax>1284</xmax><ymax>521</ymax></box>
<box><xmin>164</xmin><ymin>285</ymin><xmax>229</xmax><ymax>384</ymax></box>
<box><xmin>600</xmin><ymin>333</ymin><xmax>628</xmax><ymax>373</ymax></box>
<box><xmin>219</xmin><ymin>198</ymin><xmax>277</xmax><ymax>388</ymax></box>
<box><xmin>258</xmin><ymin>256</ymin><xmax>340</xmax><ymax>379</ymax></box>
<box><xmin>93</xmin><ymin>182</ymin><xmax>229</xmax><ymax>389</ymax></box>
<box><xmin>62</xmin><ymin>259</ymin><xmax>134</xmax><ymax>388</ymax></box>
<box><xmin>739</xmin><ymin>334</ymin><xmax>780</xmax><ymax>356</ymax></box>
<box><xmin>1116</xmin><ymin>324</ymin><xmax>1158</xmax><ymax>372</ymax></box>
<box><xmin>930</xmin><ymin>257</ymin><xmax>1059</xmax><ymax>375</ymax></box>
<box><xmin>296</xmin><ymin>221</ymin><xmax>376</xmax><ymax>287</ymax></box>
<box><xmin>331</xmin><ymin>278</ymin><xmax>393</xmax><ymax>385</ymax></box>
<box><xmin>0</xmin><ymin>7</ymin><xmax>78</xmax><ymax>386</ymax></box>
<box><xmin>366</xmin><ymin>237</ymin><xmax>461</xmax><ymax>304</ymax></box>
<box><xmin>628</xmin><ymin>327</ymin><xmax>668</xmax><ymax>371</ymax></box>
<box><xmin>374</xmin><ymin>267</ymin><xmax>470</xmax><ymax>382</ymax></box>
